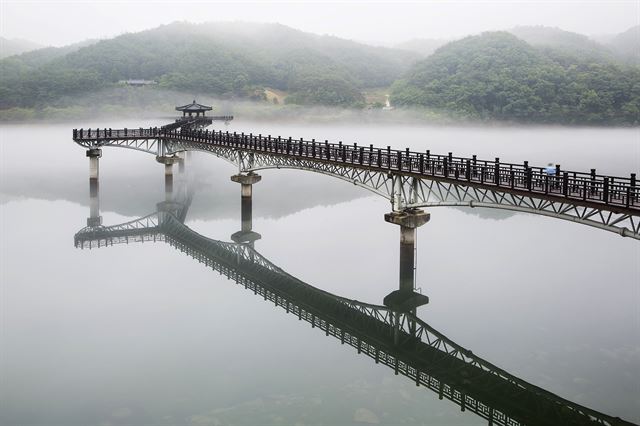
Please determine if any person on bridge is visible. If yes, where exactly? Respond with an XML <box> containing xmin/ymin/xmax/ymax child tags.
<box><xmin>545</xmin><ymin>163</ymin><xmax>556</xmax><ymax>175</ymax></box>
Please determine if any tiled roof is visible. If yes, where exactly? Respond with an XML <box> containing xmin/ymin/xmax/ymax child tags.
<box><xmin>175</xmin><ymin>100</ymin><xmax>212</xmax><ymax>112</ymax></box>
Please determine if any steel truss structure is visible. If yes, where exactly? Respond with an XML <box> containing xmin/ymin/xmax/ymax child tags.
<box><xmin>73</xmin><ymin>126</ymin><xmax>640</xmax><ymax>240</ymax></box>
<box><xmin>74</xmin><ymin>206</ymin><xmax>634</xmax><ymax>426</ymax></box>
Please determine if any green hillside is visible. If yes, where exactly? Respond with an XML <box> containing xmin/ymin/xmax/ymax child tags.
<box><xmin>391</xmin><ymin>32</ymin><xmax>640</xmax><ymax>125</ymax></box>
<box><xmin>0</xmin><ymin>22</ymin><xmax>418</xmax><ymax>109</ymax></box>
<box><xmin>2</xmin><ymin>23</ymin><xmax>638</xmax><ymax>125</ymax></box>
<box><xmin>508</xmin><ymin>26</ymin><xmax>616</xmax><ymax>66</ymax></box>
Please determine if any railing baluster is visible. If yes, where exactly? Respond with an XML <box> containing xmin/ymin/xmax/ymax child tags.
<box><xmin>630</xmin><ymin>173</ymin><xmax>637</xmax><ymax>206</ymax></box>
<box><xmin>387</xmin><ymin>146</ymin><xmax>391</xmax><ymax>169</ymax></box>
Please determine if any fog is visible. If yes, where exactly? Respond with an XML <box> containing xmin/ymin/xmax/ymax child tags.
<box><xmin>2</xmin><ymin>2</ymin><xmax>640</xmax><ymax>425</ymax></box>
<box><xmin>1</xmin><ymin>1</ymin><xmax>638</xmax><ymax>47</ymax></box>
<box><xmin>2</xmin><ymin>120</ymin><xmax>639</xmax><ymax>425</ymax></box>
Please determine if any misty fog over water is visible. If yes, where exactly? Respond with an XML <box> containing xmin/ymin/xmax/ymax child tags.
<box><xmin>1</xmin><ymin>119</ymin><xmax>639</xmax><ymax>425</ymax></box>
<box><xmin>1</xmin><ymin>0</ymin><xmax>640</xmax><ymax>423</ymax></box>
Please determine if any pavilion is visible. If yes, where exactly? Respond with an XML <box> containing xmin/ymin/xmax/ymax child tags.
<box><xmin>176</xmin><ymin>100</ymin><xmax>213</xmax><ymax>118</ymax></box>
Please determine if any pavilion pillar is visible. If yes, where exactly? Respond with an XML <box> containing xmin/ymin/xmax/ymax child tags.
<box><xmin>383</xmin><ymin>209</ymin><xmax>430</xmax><ymax>319</ymax></box>
<box><xmin>230</xmin><ymin>173</ymin><xmax>262</xmax><ymax>245</ymax></box>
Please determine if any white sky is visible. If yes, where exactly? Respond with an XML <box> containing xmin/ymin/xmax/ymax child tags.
<box><xmin>1</xmin><ymin>0</ymin><xmax>638</xmax><ymax>47</ymax></box>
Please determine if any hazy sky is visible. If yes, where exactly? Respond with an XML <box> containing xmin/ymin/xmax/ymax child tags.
<box><xmin>1</xmin><ymin>0</ymin><xmax>638</xmax><ymax>47</ymax></box>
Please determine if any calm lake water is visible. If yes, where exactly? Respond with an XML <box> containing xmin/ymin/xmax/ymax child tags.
<box><xmin>1</xmin><ymin>120</ymin><xmax>639</xmax><ymax>426</ymax></box>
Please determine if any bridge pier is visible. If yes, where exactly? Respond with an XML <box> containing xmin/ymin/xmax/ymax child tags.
<box><xmin>230</xmin><ymin>173</ymin><xmax>262</xmax><ymax>245</ymax></box>
<box><xmin>86</xmin><ymin>148</ymin><xmax>101</xmax><ymax>181</ymax></box>
<box><xmin>383</xmin><ymin>208</ymin><xmax>430</xmax><ymax>313</ymax></box>
<box><xmin>85</xmin><ymin>149</ymin><xmax>102</xmax><ymax>226</ymax></box>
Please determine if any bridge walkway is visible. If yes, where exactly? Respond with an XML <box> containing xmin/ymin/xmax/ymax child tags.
<box><xmin>73</xmin><ymin>126</ymin><xmax>639</xmax><ymax>216</ymax></box>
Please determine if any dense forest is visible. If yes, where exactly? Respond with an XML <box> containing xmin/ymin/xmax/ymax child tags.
<box><xmin>0</xmin><ymin>23</ymin><xmax>415</xmax><ymax>110</ymax></box>
<box><xmin>1</xmin><ymin>23</ymin><xmax>638</xmax><ymax>124</ymax></box>
<box><xmin>391</xmin><ymin>31</ymin><xmax>640</xmax><ymax>125</ymax></box>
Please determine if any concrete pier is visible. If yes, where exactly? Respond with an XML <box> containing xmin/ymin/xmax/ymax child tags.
<box><xmin>86</xmin><ymin>148</ymin><xmax>102</xmax><ymax>181</ymax></box>
<box><xmin>86</xmin><ymin>149</ymin><xmax>102</xmax><ymax>226</ymax></box>
<box><xmin>230</xmin><ymin>173</ymin><xmax>262</xmax><ymax>244</ymax></box>
<box><xmin>384</xmin><ymin>208</ymin><xmax>430</xmax><ymax>312</ymax></box>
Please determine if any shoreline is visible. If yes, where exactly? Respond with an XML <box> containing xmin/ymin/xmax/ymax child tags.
<box><xmin>1</xmin><ymin>105</ymin><xmax>638</xmax><ymax>128</ymax></box>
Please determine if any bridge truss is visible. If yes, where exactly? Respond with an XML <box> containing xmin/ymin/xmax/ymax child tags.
<box><xmin>73</xmin><ymin>127</ymin><xmax>640</xmax><ymax>239</ymax></box>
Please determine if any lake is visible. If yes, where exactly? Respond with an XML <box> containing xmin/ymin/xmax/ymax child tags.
<box><xmin>1</xmin><ymin>120</ymin><xmax>639</xmax><ymax>426</ymax></box>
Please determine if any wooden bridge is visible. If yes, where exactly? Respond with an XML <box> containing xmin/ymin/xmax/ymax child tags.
<box><xmin>72</xmin><ymin>123</ymin><xmax>640</xmax><ymax>239</ymax></box>
<box><xmin>70</xmin><ymin>107</ymin><xmax>639</xmax><ymax>426</ymax></box>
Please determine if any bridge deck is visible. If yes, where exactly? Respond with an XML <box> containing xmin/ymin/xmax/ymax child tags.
<box><xmin>73</xmin><ymin>127</ymin><xmax>639</xmax><ymax>215</ymax></box>
<box><xmin>160</xmin><ymin>115</ymin><xmax>233</xmax><ymax>131</ymax></box>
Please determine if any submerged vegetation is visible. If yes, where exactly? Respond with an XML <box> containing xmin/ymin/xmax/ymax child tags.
<box><xmin>0</xmin><ymin>23</ymin><xmax>638</xmax><ymax>125</ymax></box>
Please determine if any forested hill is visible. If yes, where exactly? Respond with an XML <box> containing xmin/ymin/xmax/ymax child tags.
<box><xmin>1</xmin><ymin>23</ymin><xmax>638</xmax><ymax>125</ymax></box>
<box><xmin>507</xmin><ymin>26</ymin><xmax>617</xmax><ymax>64</ymax></box>
<box><xmin>0</xmin><ymin>22</ymin><xmax>417</xmax><ymax>109</ymax></box>
<box><xmin>391</xmin><ymin>32</ymin><xmax>640</xmax><ymax>125</ymax></box>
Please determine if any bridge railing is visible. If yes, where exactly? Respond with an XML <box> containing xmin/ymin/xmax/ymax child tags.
<box><xmin>170</xmin><ymin>128</ymin><xmax>639</xmax><ymax>209</ymax></box>
<box><xmin>72</xmin><ymin>126</ymin><xmax>639</xmax><ymax>209</ymax></box>
<box><xmin>73</xmin><ymin>127</ymin><xmax>161</xmax><ymax>140</ymax></box>
<box><xmin>160</xmin><ymin>116</ymin><xmax>232</xmax><ymax>131</ymax></box>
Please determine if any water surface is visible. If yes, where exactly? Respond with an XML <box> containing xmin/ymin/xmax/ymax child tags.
<box><xmin>1</xmin><ymin>122</ymin><xmax>639</xmax><ymax>425</ymax></box>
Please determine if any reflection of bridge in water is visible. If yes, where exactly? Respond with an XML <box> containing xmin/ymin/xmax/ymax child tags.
<box><xmin>74</xmin><ymin>175</ymin><xmax>635</xmax><ymax>426</ymax></box>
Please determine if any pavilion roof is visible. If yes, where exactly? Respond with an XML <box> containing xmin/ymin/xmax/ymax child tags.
<box><xmin>175</xmin><ymin>100</ymin><xmax>213</xmax><ymax>112</ymax></box>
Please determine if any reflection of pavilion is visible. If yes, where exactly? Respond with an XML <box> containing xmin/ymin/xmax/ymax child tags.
<box><xmin>75</xmin><ymin>172</ymin><xmax>633</xmax><ymax>426</ymax></box>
